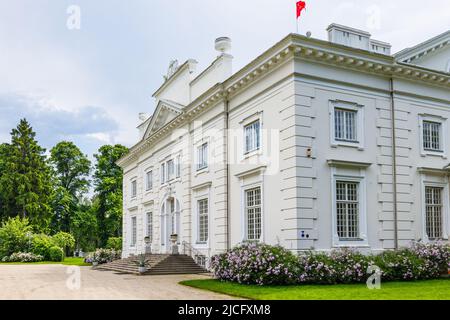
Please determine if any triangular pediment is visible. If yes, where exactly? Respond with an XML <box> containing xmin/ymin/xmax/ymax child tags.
<box><xmin>395</xmin><ymin>30</ymin><xmax>450</xmax><ymax>73</ymax></box>
<box><xmin>143</xmin><ymin>99</ymin><xmax>184</xmax><ymax>139</ymax></box>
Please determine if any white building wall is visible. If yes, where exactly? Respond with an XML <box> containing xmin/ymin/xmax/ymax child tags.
<box><xmin>120</xmin><ymin>31</ymin><xmax>450</xmax><ymax>260</ymax></box>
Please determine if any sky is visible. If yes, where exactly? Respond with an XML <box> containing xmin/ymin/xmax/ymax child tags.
<box><xmin>0</xmin><ymin>0</ymin><xmax>449</xmax><ymax>158</ymax></box>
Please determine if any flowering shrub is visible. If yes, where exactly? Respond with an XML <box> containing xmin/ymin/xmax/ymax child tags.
<box><xmin>410</xmin><ymin>241</ymin><xmax>450</xmax><ymax>278</ymax></box>
<box><xmin>211</xmin><ymin>242</ymin><xmax>450</xmax><ymax>286</ymax></box>
<box><xmin>373</xmin><ymin>249</ymin><xmax>425</xmax><ymax>281</ymax></box>
<box><xmin>2</xmin><ymin>252</ymin><xmax>44</xmax><ymax>263</ymax></box>
<box><xmin>84</xmin><ymin>248</ymin><xmax>122</xmax><ymax>264</ymax></box>
<box><xmin>298</xmin><ymin>249</ymin><xmax>372</xmax><ymax>284</ymax></box>
<box><xmin>210</xmin><ymin>243</ymin><xmax>298</xmax><ymax>285</ymax></box>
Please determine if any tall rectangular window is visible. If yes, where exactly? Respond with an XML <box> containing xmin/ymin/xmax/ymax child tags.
<box><xmin>335</xmin><ymin>108</ymin><xmax>357</xmax><ymax>142</ymax></box>
<box><xmin>197</xmin><ymin>143</ymin><xmax>208</xmax><ymax>171</ymax></box>
<box><xmin>244</xmin><ymin>120</ymin><xmax>261</xmax><ymax>154</ymax></box>
<box><xmin>131</xmin><ymin>180</ymin><xmax>137</xmax><ymax>198</ymax></box>
<box><xmin>146</xmin><ymin>212</ymin><xmax>153</xmax><ymax>242</ymax></box>
<box><xmin>176</xmin><ymin>155</ymin><xmax>181</xmax><ymax>178</ymax></box>
<box><xmin>245</xmin><ymin>187</ymin><xmax>262</xmax><ymax>241</ymax></box>
<box><xmin>131</xmin><ymin>216</ymin><xmax>137</xmax><ymax>247</ymax></box>
<box><xmin>146</xmin><ymin>171</ymin><xmax>153</xmax><ymax>191</ymax></box>
<box><xmin>425</xmin><ymin>187</ymin><xmax>443</xmax><ymax>240</ymax></box>
<box><xmin>423</xmin><ymin>121</ymin><xmax>442</xmax><ymax>152</ymax></box>
<box><xmin>161</xmin><ymin>163</ymin><xmax>166</xmax><ymax>184</ymax></box>
<box><xmin>198</xmin><ymin>199</ymin><xmax>209</xmax><ymax>243</ymax></box>
<box><xmin>336</xmin><ymin>181</ymin><xmax>360</xmax><ymax>239</ymax></box>
<box><xmin>167</xmin><ymin>159</ymin><xmax>175</xmax><ymax>181</ymax></box>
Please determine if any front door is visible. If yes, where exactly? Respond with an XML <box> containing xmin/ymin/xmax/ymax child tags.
<box><xmin>161</xmin><ymin>197</ymin><xmax>179</xmax><ymax>254</ymax></box>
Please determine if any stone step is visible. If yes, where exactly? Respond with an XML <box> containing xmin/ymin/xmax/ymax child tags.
<box><xmin>95</xmin><ymin>254</ymin><xmax>208</xmax><ymax>275</ymax></box>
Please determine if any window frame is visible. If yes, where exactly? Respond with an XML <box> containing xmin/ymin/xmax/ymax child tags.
<box><xmin>197</xmin><ymin>198</ymin><xmax>209</xmax><ymax>244</ymax></box>
<box><xmin>419</xmin><ymin>114</ymin><xmax>447</xmax><ymax>158</ymax></box>
<box><xmin>146</xmin><ymin>211</ymin><xmax>153</xmax><ymax>243</ymax></box>
<box><xmin>421</xmin><ymin>179</ymin><xmax>449</xmax><ymax>242</ymax></box>
<box><xmin>244</xmin><ymin>186</ymin><xmax>263</xmax><ymax>242</ymax></box>
<box><xmin>335</xmin><ymin>180</ymin><xmax>360</xmax><ymax>241</ymax></box>
<box><xmin>244</xmin><ymin>120</ymin><xmax>261</xmax><ymax>155</ymax></box>
<box><xmin>330</xmin><ymin>169</ymin><xmax>368</xmax><ymax>247</ymax></box>
<box><xmin>329</xmin><ymin>100</ymin><xmax>365</xmax><ymax>150</ymax></box>
<box><xmin>130</xmin><ymin>215</ymin><xmax>137</xmax><ymax>248</ymax></box>
<box><xmin>145</xmin><ymin>170</ymin><xmax>153</xmax><ymax>191</ymax></box>
<box><xmin>131</xmin><ymin>180</ymin><xmax>137</xmax><ymax>199</ymax></box>
<box><xmin>197</xmin><ymin>143</ymin><xmax>209</xmax><ymax>172</ymax></box>
<box><xmin>424</xmin><ymin>186</ymin><xmax>444</xmax><ymax>240</ymax></box>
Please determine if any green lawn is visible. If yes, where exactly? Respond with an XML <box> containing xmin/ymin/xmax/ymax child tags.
<box><xmin>180</xmin><ymin>278</ymin><xmax>450</xmax><ymax>300</ymax></box>
<box><xmin>0</xmin><ymin>257</ymin><xmax>90</xmax><ymax>266</ymax></box>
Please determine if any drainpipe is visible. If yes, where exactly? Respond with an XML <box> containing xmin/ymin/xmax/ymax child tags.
<box><xmin>390</xmin><ymin>77</ymin><xmax>399</xmax><ymax>250</ymax></box>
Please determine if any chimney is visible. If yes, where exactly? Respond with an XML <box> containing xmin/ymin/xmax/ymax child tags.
<box><xmin>326</xmin><ymin>23</ymin><xmax>391</xmax><ymax>55</ymax></box>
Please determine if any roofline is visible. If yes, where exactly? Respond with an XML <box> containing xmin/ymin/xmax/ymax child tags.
<box><xmin>117</xmin><ymin>33</ymin><xmax>450</xmax><ymax>168</ymax></box>
<box><xmin>326</xmin><ymin>23</ymin><xmax>372</xmax><ymax>37</ymax></box>
<box><xmin>152</xmin><ymin>59</ymin><xmax>198</xmax><ymax>98</ymax></box>
<box><xmin>395</xmin><ymin>30</ymin><xmax>450</xmax><ymax>59</ymax></box>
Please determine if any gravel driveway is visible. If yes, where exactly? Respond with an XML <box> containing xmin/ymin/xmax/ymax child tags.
<box><xmin>0</xmin><ymin>265</ymin><xmax>237</xmax><ymax>300</ymax></box>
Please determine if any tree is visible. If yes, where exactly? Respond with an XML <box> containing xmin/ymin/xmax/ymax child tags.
<box><xmin>93</xmin><ymin>144</ymin><xmax>128</xmax><ymax>247</ymax></box>
<box><xmin>0</xmin><ymin>119</ymin><xmax>53</xmax><ymax>231</ymax></box>
<box><xmin>0</xmin><ymin>143</ymin><xmax>12</xmax><ymax>221</ymax></box>
<box><xmin>71</xmin><ymin>198</ymin><xmax>98</xmax><ymax>252</ymax></box>
<box><xmin>0</xmin><ymin>217</ymin><xmax>33</xmax><ymax>258</ymax></box>
<box><xmin>49</xmin><ymin>141</ymin><xmax>91</xmax><ymax>198</ymax></box>
<box><xmin>49</xmin><ymin>141</ymin><xmax>91</xmax><ymax>232</ymax></box>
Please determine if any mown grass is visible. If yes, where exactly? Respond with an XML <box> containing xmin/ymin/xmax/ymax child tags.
<box><xmin>0</xmin><ymin>257</ymin><xmax>90</xmax><ymax>266</ymax></box>
<box><xmin>180</xmin><ymin>278</ymin><xmax>450</xmax><ymax>300</ymax></box>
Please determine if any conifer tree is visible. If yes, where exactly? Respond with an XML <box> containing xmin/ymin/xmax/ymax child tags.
<box><xmin>0</xmin><ymin>119</ymin><xmax>53</xmax><ymax>230</ymax></box>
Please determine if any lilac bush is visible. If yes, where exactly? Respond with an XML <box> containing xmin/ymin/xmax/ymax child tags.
<box><xmin>410</xmin><ymin>241</ymin><xmax>450</xmax><ymax>278</ymax></box>
<box><xmin>210</xmin><ymin>243</ymin><xmax>298</xmax><ymax>285</ymax></box>
<box><xmin>84</xmin><ymin>248</ymin><xmax>121</xmax><ymax>264</ymax></box>
<box><xmin>211</xmin><ymin>242</ymin><xmax>449</xmax><ymax>286</ymax></box>
<box><xmin>2</xmin><ymin>252</ymin><xmax>44</xmax><ymax>263</ymax></box>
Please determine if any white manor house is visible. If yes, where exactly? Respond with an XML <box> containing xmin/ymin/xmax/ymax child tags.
<box><xmin>117</xmin><ymin>24</ymin><xmax>450</xmax><ymax>262</ymax></box>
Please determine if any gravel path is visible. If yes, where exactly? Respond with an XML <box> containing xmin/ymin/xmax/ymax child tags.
<box><xmin>0</xmin><ymin>265</ymin><xmax>237</xmax><ymax>300</ymax></box>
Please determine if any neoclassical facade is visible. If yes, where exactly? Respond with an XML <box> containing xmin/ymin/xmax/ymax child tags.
<box><xmin>117</xmin><ymin>25</ymin><xmax>450</xmax><ymax>262</ymax></box>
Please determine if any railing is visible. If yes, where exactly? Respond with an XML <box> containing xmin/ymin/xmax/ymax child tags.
<box><xmin>182</xmin><ymin>241</ymin><xmax>211</xmax><ymax>270</ymax></box>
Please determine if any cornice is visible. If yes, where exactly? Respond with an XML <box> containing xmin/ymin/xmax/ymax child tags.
<box><xmin>117</xmin><ymin>34</ymin><xmax>450</xmax><ymax>168</ymax></box>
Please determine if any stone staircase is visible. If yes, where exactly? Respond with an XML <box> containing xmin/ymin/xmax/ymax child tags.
<box><xmin>95</xmin><ymin>254</ymin><xmax>208</xmax><ymax>275</ymax></box>
<box><xmin>147</xmin><ymin>254</ymin><xmax>208</xmax><ymax>275</ymax></box>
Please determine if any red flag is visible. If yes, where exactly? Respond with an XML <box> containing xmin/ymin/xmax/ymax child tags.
<box><xmin>296</xmin><ymin>1</ymin><xmax>306</xmax><ymax>19</ymax></box>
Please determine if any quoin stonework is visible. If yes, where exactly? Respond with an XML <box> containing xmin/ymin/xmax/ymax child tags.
<box><xmin>117</xmin><ymin>24</ymin><xmax>450</xmax><ymax>264</ymax></box>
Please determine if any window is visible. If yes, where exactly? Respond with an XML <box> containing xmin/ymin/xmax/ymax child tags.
<box><xmin>423</xmin><ymin>121</ymin><xmax>442</xmax><ymax>152</ymax></box>
<box><xmin>167</xmin><ymin>159</ymin><xmax>175</xmax><ymax>181</ymax></box>
<box><xmin>245</xmin><ymin>187</ymin><xmax>262</xmax><ymax>241</ymax></box>
<box><xmin>425</xmin><ymin>187</ymin><xmax>443</xmax><ymax>240</ymax></box>
<box><xmin>330</xmin><ymin>101</ymin><xmax>364</xmax><ymax>149</ymax></box>
<box><xmin>335</xmin><ymin>108</ymin><xmax>358</xmax><ymax>142</ymax></box>
<box><xmin>197</xmin><ymin>143</ymin><xmax>208</xmax><ymax>171</ymax></box>
<box><xmin>131</xmin><ymin>216</ymin><xmax>137</xmax><ymax>247</ymax></box>
<box><xmin>146</xmin><ymin>171</ymin><xmax>153</xmax><ymax>191</ymax></box>
<box><xmin>161</xmin><ymin>163</ymin><xmax>166</xmax><ymax>184</ymax></box>
<box><xmin>176</xmin><ymin>155</ymin><xmax>181</xmax><ymax>178</ymax></box>
<box><xmin>244</xmin><ymin>120</ymin><xmax>261</xmax><ymax>154</ymax></box>
<box><xmin>336</xmin><ymin>181</ymin><xmax>360</xmax><ymax>240</ymax></box>
<box><xmin>131</xmin><ymin>180</ymin><xmax>137</xmax><ymax>198</ymax></box>
<box><xmin>197</xmin><ymin>199</ymin><xmax>209</xmax><ymax>243</ymax></box>
<box><xmin>146</xmin><ymin>212</ymin><xmax>153</xmax><ymax>242</ymax></box>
